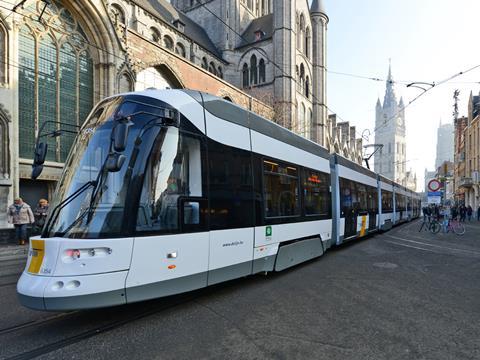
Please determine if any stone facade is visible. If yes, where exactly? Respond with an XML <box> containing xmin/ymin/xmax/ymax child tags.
<box><xmin>0</xmin><ymin>0</ymin><xmax>363</xmax><ymax>234</ymax></box>
<box><xmin>457</xmin><ymin>92</ymin><xmax>480</xmax><ymax>209</ymax></box>
<box><xmin>453</xmin><ymin>116</ymin><xmax>468</xmax><ymax>204</ymax></box>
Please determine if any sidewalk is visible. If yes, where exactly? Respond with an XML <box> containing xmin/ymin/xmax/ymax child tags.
<box><xmin>0</xmin><ymin>243</ymin><xmax>29</xmax><ymax>261</ymax></box>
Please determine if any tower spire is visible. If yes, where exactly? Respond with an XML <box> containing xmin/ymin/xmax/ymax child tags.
<box><xmin>388</xmin><ymin>58</ymin><xmax>392</xmax><ymax>81</ymax></box>
<box><xmin>383</xmin><ymin>60</ymin><xmax>397</xmax><ymax>109</ymax></box>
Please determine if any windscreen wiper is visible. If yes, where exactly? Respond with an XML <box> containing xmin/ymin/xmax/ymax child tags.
<box><xmin>42</xmin><ymin>180</ymin><xmax>97</xmax><ymax>237</ymax></box>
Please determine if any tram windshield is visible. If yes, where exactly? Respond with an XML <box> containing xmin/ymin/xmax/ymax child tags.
<box><xmin>45</xmin><ymin>96</ymin><xmax>175</xmax><ymax>238</ymax></box>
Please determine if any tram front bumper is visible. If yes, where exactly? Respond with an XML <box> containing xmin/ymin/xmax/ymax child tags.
<box><xmin>17</xmin><ymin>271</ymin><xmax>128</xmax><ymax>311</ymax></box>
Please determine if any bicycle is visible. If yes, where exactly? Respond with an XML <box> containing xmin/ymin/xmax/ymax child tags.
<box><xmin>418</xmin><ymin>217</ymin><xmax>441</xmax><ymax>234</ymax></box>
<box><xmin>446</xmin><ymin>219</ymin><xmax>465</xmax><ymax>235</ymax></box>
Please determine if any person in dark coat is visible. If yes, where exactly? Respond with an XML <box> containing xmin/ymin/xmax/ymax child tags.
<box><xmin>33</xmin><ymin>199</ymin><xmax>49</xmax><ymax>234</ymax></box>
<box><xmin>459</xmin><ymin>205</ymin><xmax>466</xmax><ymax>222</ymax></box>
<box><xmin>467</xmin><ymin>205</ymin><xmax>473</xmax><ymax>221</ymax></box>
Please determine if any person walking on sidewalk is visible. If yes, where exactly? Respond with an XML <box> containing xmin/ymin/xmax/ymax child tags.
<box><xmin>33</xmin><ymin>198</ymin><xmax>49</xmax><ymax>234</ymax></box>
<box><xmin>7</xmin><ymin>198</ymin><xmax>34</xmax><ymax>245</ymax></box>
<box><xmin>467</xmin><ymin>205</ymin><xmax>473</xmax><ymax>221</ymax></box>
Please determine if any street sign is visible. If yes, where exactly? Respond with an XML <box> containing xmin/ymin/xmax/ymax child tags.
<box><xmin>428</xmin><ymin>179</ymin><xmax>442</xmax><ymax>192</ymax></box>
<box><xmin>427</xmin><ymin>196</ymin><xmax>441</xmax><ymax>204</ymax></box>
<box><xmin>427</xmin><ymin>191</ymin><xmax>442</xmax><ymax>197</ymax></box>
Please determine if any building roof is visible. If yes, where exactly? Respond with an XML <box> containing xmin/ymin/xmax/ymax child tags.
<box><xmin>310</xmin><ymin>0</ymin><xmax>327</xmax><ymax>15</ymax></box>
<box><xmin>132</xmin><ymin>0</ymin><xmax>223</xmax><ymax>59</ymax></box>
<box><xmin>236</xmin><ymin>14</ymin><xmax>274</xmax><ymax>49</ymax></box>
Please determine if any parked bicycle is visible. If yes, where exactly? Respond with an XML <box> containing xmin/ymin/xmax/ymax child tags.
<box><xmin>418</xmin><ymin>218</ymin><xmax>441</xmax><ymax>234</ymax></box>
<box><xmin>446</xmin><ymin>218</ymin><xmax>466</xmax><ymax>235</ymax></box>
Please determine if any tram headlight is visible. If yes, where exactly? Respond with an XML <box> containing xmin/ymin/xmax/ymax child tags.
<box><xmin>65</xmin><ymin>249</ymin><xmax>81</xmax><ymax>259</ymax></box>
<box><xmin>62</xmin><ymin>247</ymin><xmax>112</xmax><ymax>262</ymax></box>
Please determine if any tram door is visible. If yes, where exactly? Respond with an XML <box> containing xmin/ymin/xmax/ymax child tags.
<box><xmin>368</xmin><ymin>186</ymin><xmax>378</xmax><ymax>231</ymax></box>
<box><xmin>341</xmin><ymin>178</ymin><xmax>357</xmax><ymax>238</ymax></box>
<box><xmin>126</xmin><ymin>130</ymin><xmax>210</xmax><ymax>301</ymax></box>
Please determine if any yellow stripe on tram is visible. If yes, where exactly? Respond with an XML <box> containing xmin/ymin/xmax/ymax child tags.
<box><xmin>360</xmin><ymin>216</ymin><xmax>367</xmax><ymax>237</ymax></box>
<box><xmin>28</xmin><ymin>240</ymin><xmax>45</xmax><ymax>274</ymax></box>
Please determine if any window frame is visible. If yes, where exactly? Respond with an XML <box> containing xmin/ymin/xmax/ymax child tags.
<box><xmin>262</xmin><ymin>157</ymin><xmax>301</xmax><ymax>220</ymax></box>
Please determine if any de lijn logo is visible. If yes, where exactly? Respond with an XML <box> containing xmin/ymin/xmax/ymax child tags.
<box><xmin>265</xmin><ymin>225</ymin><xmax>272</xmax><ymax>239</ymax></box>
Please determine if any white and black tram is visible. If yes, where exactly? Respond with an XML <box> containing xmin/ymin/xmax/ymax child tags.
<box><xmin>18</xmin><ymin>90</ymin><xmax>421</xmax><ymax>311</ymax></box>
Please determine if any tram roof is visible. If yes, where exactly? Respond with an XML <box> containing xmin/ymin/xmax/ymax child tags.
<box><xmin>182</xmin><ymin>90</ymin><xmax>331</xmax><ymax>161</ymax></box>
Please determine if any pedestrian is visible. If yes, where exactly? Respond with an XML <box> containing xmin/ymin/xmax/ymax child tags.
<box><xmin>422</xmin><ymin>206</ymin><xmax>427</xmax><ymax>222</ymax></box>
<box><xmin>459</xmin><ymin>205</ymin><xmax>466</xmax><ymax>222</ymax></box>
<box><xmin>467</xmin><ymin>205</ymin><xmax>473</xmax><ymax>221</ymax></box>
<box><xmin>33</xmin><ymin>198</ymin><xmax>49</xmax><ymax>234</ymax></box>
<box><xmin>7</xmin><ymin>197</ymin><xmax>34</xmax><ymax>245</ymax></box>
<box><xmin>451</xmin><ymin>206</ymin><xmax>457</xmax><ymax>221</ymax></box>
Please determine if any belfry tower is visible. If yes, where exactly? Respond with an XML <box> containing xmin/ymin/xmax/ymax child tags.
<box><xmin>374</xmin><ymin>63</ymin><xmax>407</xmax><ymax>184</ymax></box>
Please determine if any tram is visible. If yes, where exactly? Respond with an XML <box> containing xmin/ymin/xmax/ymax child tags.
<box><xmin>17</xmin><ymin>89</ymin><xmax>421</xmax><ymax>311</ymax></box>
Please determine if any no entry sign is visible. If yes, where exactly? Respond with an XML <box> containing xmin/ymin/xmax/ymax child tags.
<box><xmin>428</xmin><ymin>179</ymin><xmax>442</xmax><ymax>192</ymax></box>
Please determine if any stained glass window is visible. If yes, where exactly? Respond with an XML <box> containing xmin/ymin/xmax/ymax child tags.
<box><xmin>0</xmin><ymin>23</ymin><xmax>6</xmax><ymax>84</ymax></box>
<box><xmin>59</xmin><ymin>43</ymin><xmax>77</xmax><ymax>162</ymax></box>
<box><xmin>18</xmin><ymin>26</ymin><xmax>35</xmax><ymax>159</ymax></box>
<box><xmin>18</xmin><ymin>1</ymin><xmax>94</xmax><ymax>163</ymax></box>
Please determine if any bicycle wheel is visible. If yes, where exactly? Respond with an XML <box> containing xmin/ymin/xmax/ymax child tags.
<box><xmin>430</xmin><ymin>221</ymin><xmax>441</xmax><ymax>234</ymax></box>
<box><xmin>453</xmin><ymin>222</ymin><xmax>465</xmax><ymax>235</ymax></box>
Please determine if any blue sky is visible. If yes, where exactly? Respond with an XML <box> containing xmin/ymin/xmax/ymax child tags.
<box><xmin>325</xmin><ymin>0</ymin><xmax>480</xmax><ymax>190</ymax></box>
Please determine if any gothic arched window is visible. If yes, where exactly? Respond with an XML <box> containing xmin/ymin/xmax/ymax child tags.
<box><xmin>118</xmin><ymin>72</ymin><xmax>133</xmax><ymax>93</ymax></box>
<box><xmin>305</xmin><ymin>27</ymin><xmax>311</xmax><ymax>58</ymax></box>
<box><xmin>163</xmin><ymin>35</ymin><xmax>174</xmax><ymax>50</ymax></box>
<box><xmin>299</xmin><ymin>64</ymin><xmax>305</xmax><ymax>94</ymax></box>
<box><xmin>0</xmin><ymin>22</ymin><xmax>6</xmax><ymax>84</ymax></box>
<box><xmin>305</xmin><ymin>76</ymin><xmax>310</xmax><ymax>98</ymax></box>
<box><xmin>250</xmin><ymin>54</ymin><xmax>257</xmax><ymax>85</ymax></box>
<box><xmin>150</xmin><ymin>27</ymin><xmax>161</xmax><ymax>43</ymax></box>
<box><xmin>300</xmin><ymin>103</ymin><xmax>306</xmax><ymax>135</ymax></box>
<box><xmin>242</xmin><ymin>63</ymin><xmax>249</xmax><ymax>88</ymax></box>
<box><xmin>135</xmin><ymin>67</ymin><xmax>174</xmax><ymax>90</ymax></box>
<box><xmin>217</xmin><ymin>66</ymin><xmax>223</xmax><ymax>79</ymax></box>
<box><xmin>208</xmin><ymin>62</ymin><xmax>217</xmax><ymax>75</ymax></box>
<box><xmin>299</xmin><ymin>14</ymin><xmax>305</xmax><ymax>52</ymax></box>
<box><xmin>18</xmin><ymin>3</ymin><xmax>94</xmax><ymax>162</ymax></box>
<box><xmin>201</xmin><ymin>57</ymin><xmax>208</xmax><ymax>69</ymax></box>
<box><xmin>111</xmin><ymin>4</ymin><xmax>125</xmax><ymax>26</ymax></box>
<box><xmin>0</xmin><ymin>108</ymin><xmax>10</xmax><ymax>179</ymax></box>
<box><xmin>307</xmin><ymin>108</ymin><xmax>313</xmax><ymax>139</ymax></box>
<box><xmin>175</xmin><ymin>42</ymin><xmax>186</xmax><ymax>58</ymax></box>
<box><xmin>259</xmin><ymin>58</ymin><xmax>266</xmax><ymax>83</ymax></box>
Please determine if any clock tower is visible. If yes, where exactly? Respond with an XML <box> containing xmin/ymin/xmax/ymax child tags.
<box><xmin>374</xmin><ymin>64</ymin><xmax>407</xmax><ymax>185</ymax></box>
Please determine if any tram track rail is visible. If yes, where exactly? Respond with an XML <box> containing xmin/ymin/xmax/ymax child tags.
<box><xmin>0</xmin><ymin>311</ymin><xmax>76</xmax><ymax>336</ymax></box>
<box><xmin>0</xmin><ymin>281</ymin><xmax>17</xmax><ymax>288</ymax></box>
<box><xmin>2</xmin><ymin>291</ymin><xmax>201</xmax><ymax>360</ymax></box>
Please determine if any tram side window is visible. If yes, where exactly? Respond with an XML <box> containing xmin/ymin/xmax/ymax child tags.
<box><xmin>263</xmin><ymin>160</ymin><xmax>300</xmax><ymax>218</ymax></box>
<box><xmin>136</xmin><ymin>129</ymin><xmax>205</xmax><ymax>233</ymax></box>
<box><xmin>367</xmin><ymin>186</ymin><xmax>378</xmax><ymax>213</ymax></box>
<box><xmin>303</xmin><ymin>168</ymin><xmax>331</xmax><ymax>217</ymax></box>
<box><xmin>382</xmin><ymin>190</ymin><xmax>393</xmax><ymax>212</ymax></box>
<box><xmin>339</xmin><ymin>178</ymin><xmax>356</xmax><ymax>216</ymax></box>
<box><xmin>356</xmin><ymin>183</ymin><xmax>368</xmax><ymax>213</ymax></box>
<box><xmin>208</xmin><ymin>139</ymin><xmax>254</xmax><ymax>229</ymax></box>
<box><xmin>395</xmin><ymin>193</ymin><xmax>406</xmax><ymax>211</ymax></box>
